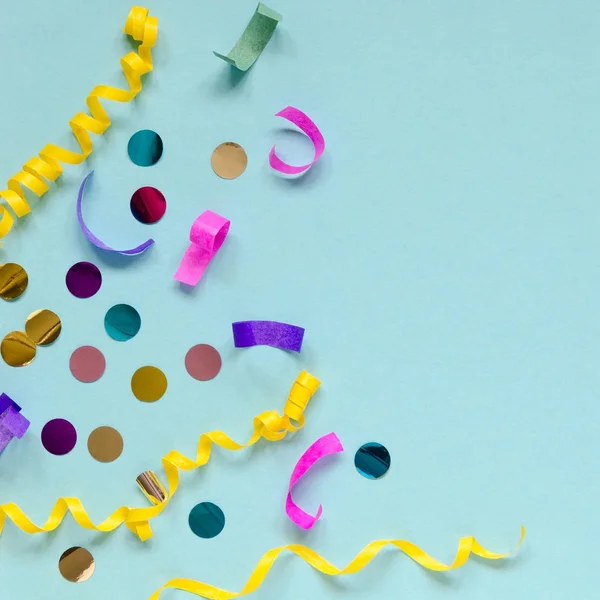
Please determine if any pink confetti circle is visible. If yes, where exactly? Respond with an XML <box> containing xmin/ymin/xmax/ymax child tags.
<box><xmin>185</xmin><ymin>344</ymin><xmax>222</xmax><ymax>381</ymax></box>
<box><xmin>69</xmin><ymin>346</ymin><xmax>106</xmax><ymax>383</ymax></box>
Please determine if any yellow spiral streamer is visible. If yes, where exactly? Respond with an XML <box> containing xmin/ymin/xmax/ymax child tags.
<box><xmin>149</xmin><ymin>527</ymin><xmax>526</xmax><ymax>600</ymax></box>
<box><xmin>0</xmin><ymin>371</ymin><xmax>321</xmax><ymax>541</ymax></box>
<box><xmin>0</xmin><ymin>6</ymin><xmax>158</xmax><ymax>245</ymax></box>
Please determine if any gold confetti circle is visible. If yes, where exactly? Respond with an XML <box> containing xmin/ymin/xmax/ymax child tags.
<box><xmin>1</xmin><ymin>331</ymin><xmax>36</xmax><ymax>367</ymax></box>
<box><xmin>131</xmin><ymin>366</ymin><xmax>168</xmax><ymax>402</ymax></box>
<box><xmin>25</xmin><ymin>309</ymin><xmax>62</xmax><ymax>346</ymax></box>
<box><xmin>87</xmin><ymin>426</ymin><xmax>124</xmax><ymax>463</ymax></box>
<box><xmin>211</xmin><ymin>142</ymin><xmax>248</xmax><ymax>179</ymax></box>
<box><xmin>0</xmin><ymin>263</ymin><xmax>28</xmax><ymax>300</ymax></box>
<box><xmin>58</xmin><ymin>546</ymin><xmax>95</xmax><ymax>583</ymax></box>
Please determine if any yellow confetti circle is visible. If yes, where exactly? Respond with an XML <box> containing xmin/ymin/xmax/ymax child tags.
<box><xmin>25</xmin><ymin>309</ymin><xmax>62</xmax><ymax>346</ymax></box>
<box><xmin>131</xmin><ymin>366</ymin><xmax>168</xmax><ymax>402</ymax></box>
<box><xmin>1</xmin><ymin>331</ymin><xmax>36</xmax><ymax>367</ymax></box>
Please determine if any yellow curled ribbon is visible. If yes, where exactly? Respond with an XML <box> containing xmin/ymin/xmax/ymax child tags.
<box><xmin>149</xmin><ymin>527</ymin><xmax>526</xmax><ymax>599</ymax></box>
<box><xmin>0</xmin><ymin>6</ymin><xmax>158</xmax><ymax>245</ymax></box>
<box><xmin>0</xmin><ymin>371</ymin><xmax>321</xmax><ymax>541</ymax></box>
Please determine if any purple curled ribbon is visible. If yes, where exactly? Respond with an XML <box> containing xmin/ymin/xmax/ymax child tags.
<box><xmin>232</xmin><ymin>321</ymin><xmax>305</xmax><ymax>352</ymax></box>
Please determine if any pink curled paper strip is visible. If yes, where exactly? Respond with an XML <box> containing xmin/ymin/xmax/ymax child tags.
<box><xmin>269</xmin><ymin>106</ymin><xmax>325</xmax><ymax>175</ymax></box>
<box><xmin>77</xmin><ymin>171</ymin><xmax>154</xmax><ymax>255</ymax></box>
<box><xmin>286</xmin><ymin>432</ymin><xmax>343</xmax><ymax>530</ymax></box>
<box><xmin>174</xmin><ymin>210</ymin><xmax>231</xmax><ymax>286</ymax></box>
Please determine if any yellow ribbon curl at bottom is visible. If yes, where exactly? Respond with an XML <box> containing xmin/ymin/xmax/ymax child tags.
<box><xmin>149</xmin><ymin>527</ymin><xmax>526</xmax><ymax>600</ymax></box>
<box><xmin>0</xmin><ymin>371</ymin><xmax>321</xmax><ymax>541</ymax></box>
<box><xmin>0</xmin><ymin>6</ymin><xmax>158</xmax><ymax>244</ymax></box>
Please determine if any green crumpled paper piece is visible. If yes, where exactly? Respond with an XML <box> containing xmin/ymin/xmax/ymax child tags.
<box><xmin>213</xmin><ymin>3</ymin><xmax>282</xmax><ymax>72</ymax></box>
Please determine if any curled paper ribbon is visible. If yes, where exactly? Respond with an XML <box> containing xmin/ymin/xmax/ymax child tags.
<box><xmin>286</xmin><ymin>432</ymin><xmax>343</xmax><ymax>529</ymax></box>
<box><xmin>77</xmin><ymin>171</ymin><xmax>154</xmax><ymax>255</ymax></box>
<box><xmin>0</xmin><ymin>371</ymin><xmax>320</xmax><ymax>541</ymax></box>
<box><xmin>213</xmin><ymin>3</ymin><xmax>282</xmax><ymax>71</ymax></box>
<box><xmin>174</xmin><ymin>211</ymin><xmax>231</xmax><ymax>286</ymax></box>
<box><xmin>269</xmin><ymin>106</ymin><xmax>325</xmax><ymax>175</ymax></box>
<box><xmin>149</xmin><ymin>527</ymin><xmax>526</xmax><ymax>600</ymax></box>
<box><xmin>232</xmin><ymin>321</ymin><xmax>305</xmax><ymax>352</ymax></box>
<box><xmin>0</xmin><ymin>6</ymin><xmax>158</xmax><ymax>245</ymax></box>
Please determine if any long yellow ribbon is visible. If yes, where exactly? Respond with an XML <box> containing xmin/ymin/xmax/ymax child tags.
<box><xmin>0</xmin><ymin>6</ymin><xmax>158</xmax><ymax>244</ymax></box>
<box><xmin>149</xmin><ymin>527</ymin><xmax>526</xmax><ymax>599</ymax></box>
<box><xmin>0</xmin><ymin>371</ymin><xmax>321</xmax><ymax>541</ymax></box>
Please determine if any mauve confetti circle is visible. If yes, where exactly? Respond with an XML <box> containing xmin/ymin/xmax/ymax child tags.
<box><xmin>130</xmin><ymin>187</ymin><xmax>167</xmax><ymax>224</ymax></box>
<box><xmin>65</xmin><ymin>262</ymin><xmax>102</xmax><ymax>299</ymax></box>
<box><xmin>41</xmin><ymin>418</ymin><xmax>77</xmax><ymax>456</ymax></box>
<box><xmin>70</xmin><ymin>346</ymin><xmax>106</xmax><ymax>383</ymax></box>
<box><xmin>185</xmin><ymin>344</ymin><xmax>222</xmax><ymax>381</ymax></box>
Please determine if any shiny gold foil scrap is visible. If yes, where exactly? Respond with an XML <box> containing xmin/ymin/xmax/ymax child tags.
<box><xmin>0</xmin><ymin>331</ymin><xmax>36</xmax><ymax>367</ymax></box>
<box><xmin>0</xmin><ymin>263</ymin><xmax>28</xmax><ymax>300</ymax></box>
<box><xmin>58</xmin><ymin>546</ymin><xmax>95</xmax><ymax>583</ymax></box>
<box><xmin>25</xmin><ymin>309</ymin><xmax>62</xmax><ymax>346</ymax></box>
<box><xmin>136</xmin><ymin>470</ymin><xmax>167</xmax><ymax>505</ymax></box>
<box><xmin>211</xmin><ymin>142</ymin><xmax>248</xmax><ymax>179</ymax></box>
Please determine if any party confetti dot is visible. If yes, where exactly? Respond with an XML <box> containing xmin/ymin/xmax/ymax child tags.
<box><xmin>354</xmin><ymin>442</ymin><xmax>391</xmax><ymax>480</ymax></box>
<box><xmin>130</xmin><ymin>186</ymin><xmax>167</xmax><ymax>224</ymax></box>
<box><xmin>66</xmin><ymin>262</ymin><xmax>102</xmax><ymax>299</ymax></box>
<box><xmin>41</xmin><ymin>418</ymin><xmax>77</xmax><ymax>456</ymax></box>
<box><xmin>131</xmin><ymin>366</ymin><xmax>168</xmax><ymax>402</ymax></box>
<box><xmin>128</xmin><ymin>129</ymin><xmax>163</xmax><ymax>167</ymax></box>
<box><xmin>58</xmin><ymin>546</ymin><xmax>95</xmax><ymax>583</ymax></box>
<box><xmin>69</xmin><ymin>346</ymin><xmax>106</xmax><ymax>383</ymax></box>
<box><xmin>87</xmin><ymin>426</ymin><xmax>124</xmax><ymax>463</ymax></box>
<box><xmin>1</xmin><ymin>331</ymin><xmax>36</xmax><ymax>367</ymax></box>
<box><xmin>0</xmin><ymin>262</ymin><xmax>28</xmax><ymax>300</ymax></box>
<box><xmin>185</xmin><ymin>344</ymin><xmax>222</xmax><ymax>381</ymax></box>
<box><xmin>104</xmin><ymin>304</ymin><xmax>141</xmax><ymax>341</ymax></box>
<box><xmin>188</xmin><ymin>501</ymin><xmax>225</xmax><ymax>538</ymax></box>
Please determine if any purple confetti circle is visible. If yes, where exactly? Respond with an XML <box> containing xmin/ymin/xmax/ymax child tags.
<box><xmin>41</xmin><ymin>418</ymin><xmax>77</xmax><ymax>456</ymax></box>
<box><xmin>65</xmin><ymin>262</ymin><xmax>102</xmax><ymax>299</ymax></box>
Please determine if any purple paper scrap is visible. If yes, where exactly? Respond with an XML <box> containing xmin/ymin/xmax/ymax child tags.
<box><xmin>0</xmin><ymin>407</ymin><xmax>30</xmax><ymax>438</ymax></box>
<box><xmin>232</xmin><ymin>320</ymin><xmax>305</xmax><ymax>352</ymax></box>
<box><xmin>0</xmin><ymin>392</ymin><xmax>21</xmax><ymax>414</ymax></box>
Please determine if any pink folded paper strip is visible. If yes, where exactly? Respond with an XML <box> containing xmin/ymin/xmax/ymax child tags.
<box><xmin>286</xmin><ymin>432</ymin><xmax>343</xmax><ymax>530</ymax></box>
<box><xmin>269</xmin><ymin>106</ymin><xmax>325</xmax><ymax>175</ymax></box>
<box><xmin>174</xmin><ymin>210</ymin><xmax>231</xmax><ymax>286</ymax></box>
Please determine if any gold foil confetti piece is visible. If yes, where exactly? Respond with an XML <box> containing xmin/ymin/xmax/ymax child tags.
<box><xmin>211</xmin><ymin>142</ymin><xmax>248</xmax><ymax>179</ymax></box>
<box><xmin>131</xmin><ymin>366</ymin><xmax>168</xmax><ymax>402</ymax></box>
<box><xmin>87</xmin><ymin>426</ymin><xmax>124</xmax><ymax>463</ymax></box>
<box><xmin>58</xmin><ymin>546</ymin><xmax>95</xmax><ymax>583</ymax></box>
<box><xmin>0</xmin><ymin>6</ymin><xmax>158</xmax><ymax>245</ymax></box>
<box><xmin>136</xmin><ymin>471</ymin><xmax>167</xmax><ymax>505</ymax></box>
<box><xmin>24</xmin><ymin>309</ymin><xmax>62</xmax><ymax>346</ymax></box>
<box><xmin>148</xmin><ymin>528</ymin><xmax>526</xmax><ymax>600</ymax></box>
<box><xmin>0</xmin><ymin>263</ymin><xmax>28</xmax><ymax>300</ymax></box>
<box><xmin>0</xmin><ymin>372</ymin><xmax>320</xmax><ymax>541</ymax></box>
<box><xmin>1</xmin><ymin>331</ymin><xmax>36</xmax><ymax>367</ymax></box>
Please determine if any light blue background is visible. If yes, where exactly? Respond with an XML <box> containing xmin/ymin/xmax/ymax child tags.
<box><xmin>0</xmin><ymin>0</ymin><xmax>598</xmax><ymax>598</ymax></box>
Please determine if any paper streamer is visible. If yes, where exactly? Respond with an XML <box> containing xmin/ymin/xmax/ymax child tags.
<box><xmin>286</xmin><ymin>432</ymin><xmax>343</xmax><ymax>529</ymax></box>
<box><xmin>0</xmin><ymin>393</ymin><xmax>30</xmax><ymax>453</ymax></box>
<box><xmin>0</xmin><ymin>6</ymin><xmax>158</xmax><ymax>245</ymax></box>
<box><xmin>213</xmin><ymin>3</ymin><xmax>282</xmax><ymax>71</ymax></box>
<box><xmin>77</xmin><ymin>171</ymin><xmax>154</xmax><ymax>255</ymax></box>
<box><xmin>174</xmin><ymin>211</ymin><xmax>231</xmax><ymax>286</ymax></box>
<box><xmin>0</xmin><ymin>371</ymin><xmax>320</xmax><ymax>541</ymax></box>
<box><xmin>269</xmin><ymin>106</ymin><xmax>325</xmax><ymax>175</ymax></box>
<box><xmin>232</xmin><ymin>321</ymin><xmax>305</xmax><ymax>352</ymax></box>
<box><xmin>148</xmin><ymin>527</ymin><xmax>526</xmax><ymax>600</ymax></box>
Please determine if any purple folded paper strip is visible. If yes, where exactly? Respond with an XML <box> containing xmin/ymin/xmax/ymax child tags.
<box><xmin>232</xmin><ymin>321</ymin><xmax>305</xmax><ymax>352</ymax></box>
<box><xmin>77</xmin><ymin>171</ymin><xmax>155</xmax><ymax>255</ymax></box>
<box><xmin>0</xmin><ymin>393</ymin><xmax>29</xmax><ymax>453</ymax></box>
<box><xmin>0</xmin><ymin>392</ymin><xmax>21</xmax><ymax>414</ymax></box>
<box><xmin>0</xmin><ymin>407</ymin><xmax>30</xmax><ymax>438</ymax></box>
<box><xmin>0</xmin><ymin>427</ymin><xmax>13</xmax><ymax>453</ymax></box>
